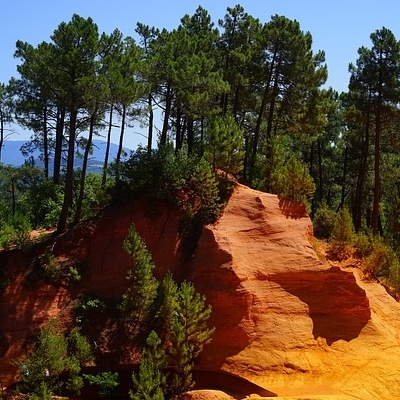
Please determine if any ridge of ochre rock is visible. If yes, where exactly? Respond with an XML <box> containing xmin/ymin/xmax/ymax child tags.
<box><xmin>187</xmin><ymin>184</ymin><xmax>400</xmax><ymax>399</ymax></box>
<box><xmin>2</xmin><ymin>183</ymin><xmax>400</xmax><ymax>398</ymax></box>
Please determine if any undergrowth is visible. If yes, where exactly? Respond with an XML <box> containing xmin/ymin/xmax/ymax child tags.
<box><xmin>313</xmin><ymin>204</ymin><xmax>400</xmax><ymax>296</ymax></box>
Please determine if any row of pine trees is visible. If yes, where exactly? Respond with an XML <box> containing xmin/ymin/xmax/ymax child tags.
<box><xmin>0</xmin><ymin>5</ymin><xmax>400</xmax><ymax>248</ymax></box>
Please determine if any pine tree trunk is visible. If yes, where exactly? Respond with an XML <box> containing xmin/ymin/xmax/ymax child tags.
<box><xmin>160</xmin><ymin>85</ymin><xmax>172</xmax><ymax>146</ymax></box>
<box><xmin>74</xmin><ymin>112</ymin><xmax>95</xmax><ymax>225</ymax></box>
<box><xmin>187</xmin><ymin>116</ymin><xmax>194</xmax><ymax>155</ymax></box>
<box><xmin>147</xmin><ymin>94</ymin><xmax>153</xmax><ymax>154</ymax></box>
<box><xmin>42</xmin><ymin>107</ymin><xmax>49</xmax><ymax>179</ymax></box>
<box><xmin>372</xmin><ymin>102</ymin><xmax>381</xmax><ymax>235</ymax></box>
<box><xmin>57</xmin><ymin>109</ymin><xmax>77</xmax><ymax>232</ymax></box>
<box><xmin>248</xmin><ymin>51</ymin><xmax>277</xmax><ymax>185</ymax></box>
<box><xmin>53</xmin><ymin>107</ymin><xmax>65</xmax><ymax>185</ymax></box>
<box><xmin>115</xmin><ymin>104</ymin><xmax>126</xmax><ymax>182</ymax></box>
<box><xmin>102</xmin><ymin>104</ymin><xmax>113</xmax><ymax>186</ymax></box>
<box><xmin>354</xmin><ymin>108</ymin><xmax>370</xmax><ymax>231</ymax></box>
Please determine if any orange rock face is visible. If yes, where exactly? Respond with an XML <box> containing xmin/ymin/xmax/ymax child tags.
<box><xmin>187</xmin><ymin>184</ymin><xmax>400</xmax><ymax>398</ymax></box>
<box><xmin>2</xmin><ymin>183</ymin><xmax>400</xmax><ymax>399</ymax></box>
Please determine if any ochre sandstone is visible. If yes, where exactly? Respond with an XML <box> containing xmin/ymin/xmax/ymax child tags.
<box><xmin>1</xmin><ymin>183</ymin><xmax>400</xmax><ymax>399</ymax></box>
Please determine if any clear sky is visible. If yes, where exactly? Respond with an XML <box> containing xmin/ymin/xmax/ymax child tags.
<box><xmin>2</xmin><ymin>0</ymin><xmax>400</xmax><ymax>148</ymax></box>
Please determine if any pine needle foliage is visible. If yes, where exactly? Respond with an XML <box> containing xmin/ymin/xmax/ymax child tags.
<box><xmin>17</xmin><ymin>321</ymin><xmax>94</xmax><ymax>397</ymax></box>
<box><xmin>329</xmin><ymin>207</ymin><xmax>355</xmax><ymax>259</ymax></box>
<box><xmin>313</xmin><ymin>200</ymin><xmax>336</xmax><ymax>239</ymax></box>
<box><xmin>166</xmin><ymin>281</ymin><xmax>215</xmax><ymax>398</ymax></box>
<box><xmin>276</xmin><ymin>156</ymin><xmax>316</xmax><ymax>204</ymax></box>
<box><xmin>204</xmin><ymin>114</ymin><xmax>244</xmax><ymax>176</ymax></box>
<box><xmin>130</xmin><ymin>331</ymin><xmax>167</xmax><ymax>400</ymax></box>
<box><xmin>120</xmin><ymin>224</ymin><xmax>158</xmax><ymax>333</ymax></box>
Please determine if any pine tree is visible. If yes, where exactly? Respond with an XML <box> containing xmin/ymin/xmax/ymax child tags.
<box><xmin>205</xmin><ymin>114</ymin><xmax>244</xmax><ymax>176</ymax></box>
<box><xmin>151</xmin><ymin>272</ymin><xmax>179</xmax><ymax>344</ymax></box>
<box><xmin>120</xmin><ymin>224</ymin><xmax>158</xmax><ymax>333</ymax></box>
<box><xmin>329</xmin><ymin>207</ymin><xmax>355</xmax><ymax>259</ymax></box>
<box><xmin>166</xmin><ymin>281</ymin><xmax>214</xmax><ymax>397</ymax></box>
<box><xmin>348</xmin><ymin>27</ymin><xmax>400</xmax><ymax>234</ymax></box>
<box><xmin>131</xmin><ymin>331</ymin><xmax>166</xmax><ymax>400</ymax></box>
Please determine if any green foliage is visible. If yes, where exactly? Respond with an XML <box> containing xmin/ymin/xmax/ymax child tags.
<box><xmin>329</xmin><ymin>207</ymin><xmax>355</xmax><ymax>259</ymax></box>
<box><xmin>120</xmin><ymin>224</ymin><xmax>158</xmax><ymax>333</ymax></box>
<box><xmin>363</xmin><ymin>238</ymin><xmax>393</xmax><ymax>277</ymax></box>
<box><xmin>204</xmin><ymin>114</ymin><xmax>244</xmax><ymax>175</ymax></box>
<box><xmin>23</xmin><ymin>177</ymin><xmax>63</xmax><ymax>229</ymax></box>
<box><xmin>117</xmin><ymin>146</ymin><xmax>223</xmax><ymax>223</ymax></box>
<box><xmin>354</xmin><ymin>229</ymin><xmax>374</xmax><ymax>257</ymax></box>
<box><xmin>165</xmin><ymin>281</ymin><xmax>214</xmax><ymax>397</ymax></box>
<box><xmin>273</xmin><ymin>156</ymin><xmax>316</xmax><ymax>205</ymax></box>
<box><xmin>0</xmin><ymin>213</ymin><xmax>32</xmax><ymax>251</ymax></box>
<box><xmin>84</xmin><ymin>372</ymin><xmax>119</xmax><ymax>397</ymax></box>
<box><xmin>183</xmin><ymin>158</ymin><xmax>222</xmax><ymax>224</ymax></box>
<box><xmin>131</xmin><ymin>331</ymin><xmax>166</xmax><ymax>400</ymax></box>
<box><xmin>384</xmin><ymin>190</ymin><xmax>400</xmax><ymax>249</ymax></box>
<box><xmin>40</xmin><ymin>250</ymin><xmax>61</xmax><ymax>282</ymax></box>
<box><xmin>68</xmin><ymin>265</ymin><xmax>82</xmax><ymax>282</ymax></box>
<box><xmin>150</xmin><ymin>272</ymin><xmax>179</xmax><ymax>343</ymax></box>
<box><xmin>74</xmin><ymin>294</ymin><xmax>105</xmax><ymax>324</ymax></box>
<box><xmin>0</xmin><ymin>224</ymin><xmax>14</xmax><ymax>250</ymax></box>
<box><xmin>10</xmin><ymin>212</ymin><xmax>32</xmax><ymax>249</ymax></box>
<box><xmin>67</xmin><ymin>327</ymin><xmax>94</xmax><ymax>365</ymax></box>
<box><xmin>354</xmin><ymin>231</ymin><xmax>400</xmax><ymax>293</ymax></box>
<box><xmin>313</xmin><ymin>200</ymin><xmax>336</xmax><ymax>239</ymax></box>
<box><xmin>122</xmin><ymin>229</ymin><xmax>214</xmax><ymax>399</ymax></box>
<box><xmin>17</xmin><ymin>321</ymin><xmax>93</xmax><ymax>397</ymax></box>
<box><xmin>29</xmin><ymin>382</ymin><xmax>54</xmax><ymax>400</ymax></box>
<box><xmin>74</xmin><ymin>172</ymin><xmax>113</xmax><ymax>221</ymax></box>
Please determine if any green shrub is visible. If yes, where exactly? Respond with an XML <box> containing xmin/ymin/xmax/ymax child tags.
<box><xmin>0</xmin><ymin>225</ymin><xmax>14</xmax><ymax>250</ymax></box>
<box><xmin>41</xmin><ymin>250</ymin><xmax>61</xmax><ymax>282</ymax></box>
<box><xmin>269</xmin><ymin>155</ymin><xmax>315</xmax><ymax>210</ymax></box>
<box><xmin>204</xmin><ymin>114</ymin><xmax>244</xmax><ymax>176</ymax></box>
<box><xmin>116</xmin><ymin>146</ymin><xmax>223</xmax><ymax>224</ymax></box>
<box><xmin>0</xmin><ymin>214</ymin><xmax>32</xmax><ymax>251</ymax></box>
<box><xmin>84</xmin><ymin>372</ymin><xmax>119</xmax><ymax>398</ymax></box>
<box><xmin>313</xmin><ymin>200</ymin><xmax>335</xmax><ymax>239</ymax></box>
<box><xmin>17</xmin><ymin>322</ymin><xmax>93</xmax><ymax>398</ymax></box>
<box><xmin>329</xmin><ymin>207</ymin><xmax>355</xmax><ymax>259</ymax></box>
<box><xmin>354</xmin><ymin>229</ymin><xmax>374</xmax><ymax>257</ymax></box>
<box><xmin>68</xmin><ymin>266</ymin><xmax>82</xmax><ymax>282</ymax></box>
<box><xmin>74</xmin><ymin>295</ymin><xmax>105</xmax><ymax>324</ymax></box>
<box><xmin>388</xmin><ymin>252</ymin><xmax>400</xmax><ymax>292</ymax></box>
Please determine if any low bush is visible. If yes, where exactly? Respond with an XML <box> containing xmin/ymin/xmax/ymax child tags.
<box><xmin>313</xmin><ymin>200</ymin><xmax>336</xmax><ymax>239</ymax></box>
<box><xmin>74</xmin><ymin>295</ymin><xmax>105</xmax><ymax>324</ymax></box>
<box><xmin>329</xmin><ymin>207</ymin><xmax>355</xmax><ymax>260</ymax></box>
<box><xmin>84</xmin><ymin>372</ymin><xmax>119</xmax><ymax>397</ymax></box>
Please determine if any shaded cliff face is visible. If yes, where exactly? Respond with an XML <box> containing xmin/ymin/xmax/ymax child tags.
<box><xmin>1</xmin><ymin>184</ymin><xmax>400</xmax><ymax>398</ymax></box>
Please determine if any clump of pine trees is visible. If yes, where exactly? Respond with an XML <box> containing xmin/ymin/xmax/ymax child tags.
<box><xmin>16</xmin><ymin>224</ymin><xmax>214</xmax><ymax>399</ymax></box>
<box><xmin>16</xmin><ymin>321</ymin><xmax>95</xmax><ymax>398</ymax></box>
<box><xmin>121</xmin><ymin>224</ymin><xmax>215</xmax><ymax>399</ymax></box>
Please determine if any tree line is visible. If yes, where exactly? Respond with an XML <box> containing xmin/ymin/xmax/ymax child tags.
<box><xmin>0</xmin><ymin>5</ymin><xmax>400</xmax><ymax>249</ymax></box>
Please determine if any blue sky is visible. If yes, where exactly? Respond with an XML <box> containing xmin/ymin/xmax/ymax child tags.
<box><xmin>2</xmin><ymin>0</ymin><xmax>400</xmax><ymax>148</ymax></box>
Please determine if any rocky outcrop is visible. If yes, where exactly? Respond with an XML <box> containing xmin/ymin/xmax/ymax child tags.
<box><xmin>2</xmin><ymin>183</ymin><xmax>400</xmax><ymax>398</ymax></box>
<box><xmin>187</xmin><ymin>184</ymin><xmax>400</xmax><ymax>398</ymax></box>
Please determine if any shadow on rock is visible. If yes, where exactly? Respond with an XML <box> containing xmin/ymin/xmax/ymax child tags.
<box><xmin>278</xmin><ymin>195</ymin><xmax>308</xmax><ymax>219</ymax></box>
<box><xmin>271</xmin><ymin>267</ymin><xmax>371</xmax><ymax>345</ymax></box>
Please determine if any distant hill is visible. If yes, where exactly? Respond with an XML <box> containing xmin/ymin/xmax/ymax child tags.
<box><xmin>0</xmin><ymin>140</ymin><xmax>132</xmax><ymax>171</ymax></box>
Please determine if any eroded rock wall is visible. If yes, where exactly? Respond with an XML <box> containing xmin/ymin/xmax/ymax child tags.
<box><xmin>2</xmin><ymin>184</ymin><xmax>400</xmax><ymax>398</ymax></box>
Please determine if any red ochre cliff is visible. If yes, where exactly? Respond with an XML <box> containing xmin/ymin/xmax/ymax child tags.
<box><xmin>2</xmin><ymin>182</ymin><xmax>400</xmax><ymax>399</ymax></box>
